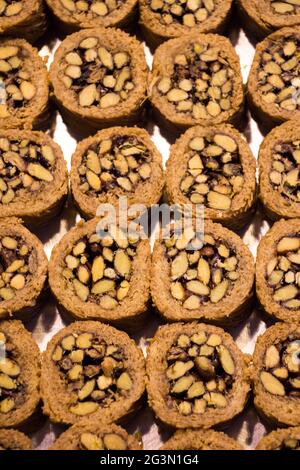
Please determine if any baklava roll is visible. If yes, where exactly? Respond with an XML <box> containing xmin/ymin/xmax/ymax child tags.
<box><xmin>161</xmin><ymin>429</ymin><xmax>243</xmax><ymax>450</ymax></box>
<box><xmin>0</xmin><ymin>429</ymin><xmax>32</xmax><ymax>450</ymax></box>
<box><xmin>256</xmin><ymin>427</ymin><xmax>300</xmax><ymax>450</ymax></box>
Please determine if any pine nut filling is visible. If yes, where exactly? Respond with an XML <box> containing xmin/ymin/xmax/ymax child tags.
<box><xmin>266</xmin><ymin>235</ymin><xmax>300</xmax><ymax>309</ymax></box>
<box><xmin>61</xmin><ymin>37</ymin><xmax>134</xmax><ymax>109</ymax></box>
<box><xmin>78</xmin><ymin>135</ymin><xmax>152</xmax><ymax>196</ymax></box>
<box><xmin>0</xmin><ymin>236</ymin><xmax>33</xmax><ymax>302</ymax></box>
<box><xmin>0</xmin><ymin>138</ymin><xmax>56</xmax><ymax>206</ymax></box>
<box><xmin>269</xmin><ymin>141</ymin><xmax>300</xmax><ymax>202</ymax></box>
<box><xmin>258</xmin><ymin>35</ymin><xmax>300</xmax><ymax>111</ymax></box>
<box><xmin>260</xmin><ymin>337</ymin><xmax>300</xmax><ymax>398</ymax></box>
<box><xmin>180</xmin><ymin>133</ymin><xmax>244</xmax><ymax>208</ymax></box>
<box><xmin>270</xmin><ymin>0</ymin><xmax>300</xmax><ymax>15</ymax></box>
<box><xmin>148</xmin><ymin>0</ymin><xmax>216</xmax><ymax>28</ymax></box>
<box><xmin>0</xmin><ymin>0</ymin><xmax>23</xmax><ymax>17</ymax></box>
<box><xmin>59</xmin><ymin>0</ymin><xmax>125</xmax><ymax>20</ymax></box>
<box><xmin>0</xmin><ymin>45</ymin><xmax>37</xmax><ymax>118</ymax></box>
<box><xmin>62</xmin><ymin>228</ymin><xmax>139</xmax><ymax>308</ymax></box>
<box><xmin>79</xmin><ymin>432</ymin><xmax>128</xmax><ymax>450</ymax></box>
<box><xmin>166</xmin><ymin>332</ymin><xmax>236</xmax><ymax>415</ymax></box>
<box><xmin>51</xmin><ymin>332</ymin><xmax>133</xmax><ymax>416</ymax></box>
<box><xmin>157</xmin><ymin>42</ymin><xmax>235</xmax><ymax>119</ymax></box>
<box><xmin>165</xmin><ymin>228</ymin><xmax>239</xmax><ymax>309</ymax></box>
<box><xmin>0</xmin><ymin>332</ymin><xmax>25</xmax><ymax>415</ymax></box>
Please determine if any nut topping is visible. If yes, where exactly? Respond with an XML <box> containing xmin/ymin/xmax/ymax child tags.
<box><xmin>148</xmin><ymin>0</ymin><xmax>217</xmax><ymax>28</ymax></box>
<box><xmin>63</xmin><ymin>226</ymin><xmax>140</xmax><ymax>306</ymax></box>
<box><xmin>61</xmin><ymin>38</ymin><xmax>134</xmax><ymax>108</ymax></box>
<box><xmin>59</xmin><ymin>0</ymin><xmax>125</xmax><ymax>22</ymax></box>
<box><xmin>268</xmin><ymin>140</ymin><xmax>300</xmax><ymax>203</ymax></box>
<box><xmin>270</xmin><ymin>0</ymin><xmax>300</xmax><ymax>15</ymax></box>
<box><xmin>166</xmin><ymin>331</ymin><xmax>236</xmax><ymax>415</ymax></box>
<box><xmin>180</xmin><ymin>132</ymin><xmax>244</xmax><ymax>209</ymax></box>
<box><xmin>78</xmin><ymin>134</ymin><xmax>152</xmax><ymax>196</ymax></box>
<box><xmin>157</xmin><ymin>41</ymin><xmax>235</xmax><ymax>119</ymax></box>
<box><xmin>52</xmin><ymin>331</ymin><xmax>133</xmax><ymax>415</ymax></box>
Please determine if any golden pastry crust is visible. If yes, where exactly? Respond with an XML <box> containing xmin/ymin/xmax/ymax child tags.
<box><xmin>41</xmin><ymin>321</ymin><xmax>146</xmax><ymax>426</ymax></box>
<box><xmin>253</xmin><ymin>323</ymin><xmax>300</xmax><ymax>427</ymax></box>
<box><xmin>49</xmin><ymin>217</ymin><xmax>150</xmax><ymax>328</ymax></box>
<box><xmin>45</xmin><ymin>0</ymin><xmax>137</xmax><ymax>33</ymax></box>
<box><xmin>256</xmin><ymin>426</ymin><xmax>300</xmax><ymax>450</ymax></box>
<box><xmin>0</xmin><ymin>429</ymin><xmax>32</xmax><ymax>450</ymax></box>
<box><xmin>161</xmin><ymin>428</ymin><xmax>243</xmax><ymax>450</ymax></box>
<box><xmin>71</xmin><ymin>126</ymin><xmax>164</xmax><ymax>219</ymax></box>
<box><xmin>247</xmin><ymin>27</ymin><xmax>300</xmax><ymax>126</ymax></box>
<box><xmin>151</xmin><ymin>219</ymin><xmax>254</xmax><ymax>327</ymax></box>
<box><xmin>146</xmin><ymin>322</ymin><xmax>251</xmax><ymax>429</ymax></box>
<box><xmin>148</xmin><ymin>32</ymin><xmax>244</xmax><ymax>133</ymax></box>
<box><xmin>166</xmin><ymin>124</ymin><xmax>256</xmax><ymax>230</ymax></box>
<box><xmin>0</xmin><ymin>130</ymin><xmax>68</xmax><ymax>227</ymax></box>
<box><xmin>139</xmin><ymin>0</ymin><xmax>233</xmax><ymax>49</ymax></box>
<box><xmin>259</xmin><ymin>120</ymin><xmax>300</xmax><ymax>221</ymax></box>
<box><xmin>0</xmin><ymin>0</ymin><xmax>47</xmax><ymax>43</ymax></box>
<box><xmin>50</xmin><ymin>422</ymin><xmax>142</xmax><ymax>450</ymax></box>
<box><xmin>256</xmin><ymin>218</ymin><xmax>300</xmax><ymax>323</ymax></box>
<box><xmin>49</xmin><ymin>28</ymin><xmax>148</xmax><ymax>133</ymax></box>
<box><xmin>0</xmin><ymin>218</ymin><xmax>48</xmax><ymax>320</ymax></box>
<box><xmin>0</xmin><ymin>320</ymin><xmax>40</xmax><ymax>428</ymax></box>
<box><xmin>0</xmin><ymin>38</ymin><xmax>49</xmax><ymax>130</ymax></box>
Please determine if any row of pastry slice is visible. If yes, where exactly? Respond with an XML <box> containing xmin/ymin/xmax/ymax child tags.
<box><xmin>0</xmin><ymin>320</ymin><xmax>299</xmax><ymax>436</ymax></box>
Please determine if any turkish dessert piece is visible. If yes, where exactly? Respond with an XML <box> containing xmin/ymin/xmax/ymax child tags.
<box><xmin>139</xmin><ymin>0</ymin><xmax>233</xmax><ymax>49</ymax></box>
<box><xmin>253</xmin><ymin>323</ymin><xmax>300</xmax><ymax>426</ymax></box>
<box><xmin>51</xmin><ymin>422</ymin><xmax>141</xmax><ymax>449</ymax></box>
<box><xmin>49</xmin><ymin>28</ymin><xmax>148</xmax><ymax>133</ymax></box>
<box><xmin>146</xmin><ymin>322</ymin><xmax>251</xmax><ymax>428</ymax></box>
<box><xmin>151</xmin><ymin>220</ymin><xmax>254</xmax><ymax>326</ymax></box>
<box><xmin>237</xmin><ymin>0</ymin><xmax>300</xmax><ymax>39</ymax></box>
<box><xmin>49</xmin><ymin>217</ymin><xmax>150</xmax><ymax>328</ymax></box>
<box><xmin>0</xmin><ymin>218</ymin><xmax>47</xmax><ymax>320</ymax></box>
<box><xmin>0</xmin><ymin>130</ymin><xmax>68</xmax><ymax>227</ymax></box>
<box><xmin>71</xmin><ymin>126</ymin><xmax>164</xmax><ymax>219</ymax></box>
<box><xmin>256</xmin><ymin>426</ymin><xmax>300</xmax><ymax>450</ymax></box>
<box><xmin>166</xmin><ymin>124</ymin><xmax>256</xmax><ymax>230</ymax></box>
<box><xmin>45</xmin><ymin>0</ymin><xmax>137</xmax><ymax>33</ymax></box>
<box><xmin>0</xmin><ymin>0</ymin><xmax>47</xmax><ymax>43</ymax></box>
<box><xmin>0</xmin><ymin>38</ymin><xmax>49</xmax><ymax>129</ymax></box>
<box><xmin>259</xmin><ymin>120</ymin><xmax>300</xmax><ymax>220</ymax></box>
<box><xmin>161</xmin><ymin>429</ymin><xmax>243</xmax><ymax>450</ymax></box>
<box><xmin>0</xmin><ymin>429</ymin><xmax>32</xmax><ymax>450</ymax></box>
<box><xmin>41</xmin><ymin>321</ymin><xmax>145</xmax><ymax>425</ymax></box>
<box><xmin>256</xmin><ymin>218</ymin><xmax>300</xmax><ymax>323</ymax></box>
<box><xmin>148</xmin><ymin>32</ymin><xmax>244</xmax><ymax>133</ymax></box>
<box><xmin>0</xmin><ymin>320</ymin><xmax>40</xmax><ymax>428</ymax></box>
<box><xmin>247</xmin><ymin>27</ymin><xmax>300</xmax><ymax>126</ymax></box>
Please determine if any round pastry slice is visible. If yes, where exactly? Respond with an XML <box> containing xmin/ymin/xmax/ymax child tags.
<box><xmin>0</xmin><ymin>218</ymin><xmax>48</xmax><ymax>320</ymax></box>
<box><xmin>51</xmin><ymin>422</ymin><xmax>141</xmax><ymax>450</ymax></box>
<box><xmin>259</xmin><ymin>120</ymin><xmax>300</xmax><ymax>221</ymax></box>
<box><xmin>256</xmin><ymin>427</ymin><xmax>300</xmax><ymax>450</ymax></box>
<box><xmin>166</xmin><ymin>124</ymin><xmax>256</xmax><ymax>230</ymax></box>
<box><xmin>151</xmin><ymin>220</ymin><xmax>254</xmax><ymax>326</ymax></box>
<box><xmin>253</xmin><ymin>323</ymin><xmax>300</xmax><ymax>427</ymax></box>
<box><xmin>148</xmin><ymin>32</ymin><xmax>244</xmax><ymax>133</ymax></box>
<box><xmin>0</xmin><ymin>320</ymin><xmax>40</xmax><ymax>428</ymax></box>
<box><xmin>0</xmin><ymin>38</ymin><xmax>49</xmax><ymax>130</ymax></box>
<box><xmin>139</xmin><ymin>0</ymin><xmax>233</xmax><ymax>49</ymax></box>
<box><xmin>146</xmin><ymin>322</ymin><xmax>251</xmax><ymax>428</ymax></box>
<box><xmin>41</xmin><ymin>321</ymin><xmax>145</xmax><ymax>425</ymax></box>
<box><xmin>0</xmin><ymin>130</ymin><xmax>68</xmax><ymax>227</ymax></box>
<box><xmin>256</xmin><ymin>218</ymin><xmax>300</xmax><ymax>323</ymax></box>
<box><xmin>49</xmin><ymin>218</ymin><xmax>150</xmax><ymax>328</ymax></box>
<box><xmin>237</xmin><ymin>0</ymin><xmax>300</xmax><ymax>39</ymax></box>
<box><xmin>0</xmin><ymin>0</ymin><xmax>47</xmax><ymax>43</ymax></box>
<box><xmin>46</xmin><ymin>0</ymin><xmax>137</xmax><ymax>33</ymax></box>
<box><xmin>0</xmin><ymin>429</ymin><xmax>32</xmax><ymax>450</ymax></box>
<box><xmin>248</xmin><ymin>27</ymin><xmax>300</xmax><ymax>127</ymax></box>
<box><xmin>71</xmin><ymin>126</ymin><xmax>164</xmax><ymax>219</ymax></box>
<box><xmin>161</xmin><ymin>429</ymin><xmax>242</xmax><ymax>450</ymax></box>
<box><xmin>49</xmin><ymin>28</ymin><xmax>148</xmax><ymax>133</ymax></box>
